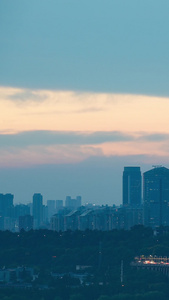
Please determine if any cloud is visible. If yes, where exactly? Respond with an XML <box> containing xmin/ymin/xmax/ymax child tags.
<box><xmin>1</xmin><ymin>141</ymin><xmax>169</xmax><ymax>169</ymax></box>
<box><xmin>75</xmin><ymin>107</ymin><xmax>105</xmax><ymax>113</ymax></box>
<box><xmin>0</xmin><ymin>130</ymin><xmax>134</xmax><ymax>148</ymax></box>
<box><xmin>0</xmin><ymin>130</ymin><xmax>169</xmax><ymax>168</ymax></box>
<box><xmin>1</xmin><ymin>86</ymin><xmax>169</xmax><ymax>135</ymax></box>
<box><xmin>1</xmin><ymin>130</ymin><xmax>169</xmax><ymax>149</ymax></box>
<box><xmin>1</xmin><ymin>86</ymin><xmax>169</xmax><ymax>167</ymax></box>
<box><xmin>10</xmin><ymin>90</ymin><xmax>46</xmax><ymax>103</ymax></box>
<box><xmin>0</xmin><ymin>144</ymin><xmax>103</xmax><ymax>168</ymax></box>
<box><xmin>140</xmin><ymin>133</ymin><xmax>169</xmax><ymax>142</ymax></box>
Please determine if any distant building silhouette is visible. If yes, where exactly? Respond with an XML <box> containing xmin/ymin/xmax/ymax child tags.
<box><xmin>47</xmin><ymin>200</ymin><xmax>64</xmax><ymax>221</ymax></box>
<box><xmin>14</xmin><ymin>204</ymin><xmax>30</xmax><ymax>218</ymax></box>
<box><xmin>55</xmin><ymin>200</ymin><xmax>63</xmax><ymax>212</ymax></box>
<box><xmin>47</xmin><ymin>200</ymin><xmax>56</xmax><ymax>220</ymax></box>
<box><xmin>143</xmin><ymin>166</ymin><xmax>169</xmax><ymax>228</ymax></box>
<box><xmin>50</xmin><ymin>213</ymin><xmax>64</xmax><ymax>231</ymax></box>
<box><xmin>123</xmin><ymin>167</ymin><xmax>141</xmax><ymax>207</ymax></box>
<box><xmin>0</xmin><ymin>267</ymin><xmax>34</xmax><ymax>283</ymax></box>
<box><xmin>64</xmin><ymin>210</ymin><xmax>81</xmax><ymax>231</ymax></box>
<box><xmin>33</xmin><ymin>193</ymin><xmax>43</xmax><ymax>229</ymax></box>
<box><xmin>42</xmin><ymin>204</ymin><xmax>48</xmax><ymax>225</ymax></box>
<box><xmin>6</xmin><ymin>165</ymin><xmax>169</xmax><ymax>232</ymax></box>
<box><xmin>50</xmin><ymin>205</ymin><xmax>143</xmax><ymax>232</ymax></box>
<box><xmin>4</xmin><ymin>217</ymin><xmax>15</xmax><ymax>231</ymax></box>
<box><xmin>19</xmin><ymin>215</ymin><xmax>33</xmax><ymax>231</ymax></box>
<box><xmin>65</xmin><ymin>196</ymin><xmax>81</xmax><ymax>210</ymax></box>
<box><xmin>0</xmin><ymin>193</ymin><xmax>14</xmax><ymax>217</ymax></box>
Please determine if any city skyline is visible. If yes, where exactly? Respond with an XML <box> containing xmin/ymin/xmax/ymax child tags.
<box><xmin>1</xmin><ymin>164</ymin><xmax>166</xmax><ymax>206</ymax></box>
<box><xmin>0</xmin><ymin>165</ymin><xmax>168</xmax><ymax>231</ymax></box>
<box><xmin>1</xmin><ymin>1</ymin><xmax>169</xmax><ymax>205</ymax></box>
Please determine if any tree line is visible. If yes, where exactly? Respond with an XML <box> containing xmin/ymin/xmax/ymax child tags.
<box><xmin>0</xmin><ymin>226</ymin><xmax>169</xmax><ymax>299</ymax></box>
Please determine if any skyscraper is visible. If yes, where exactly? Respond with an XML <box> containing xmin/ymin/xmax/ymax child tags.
<box><xmin>143</xmin><ymin>166</ymin><xmax>169</xmax><ymax>228</ymax></box>
<box><xmin>123</xmin><ymin>167</ymin><xmax>141</xmax><ymax>207</ymax></box>
<box><xmin>33</xmin><ymin>193</ymin><xmax>43</xmax><ymax>229</ymax></box>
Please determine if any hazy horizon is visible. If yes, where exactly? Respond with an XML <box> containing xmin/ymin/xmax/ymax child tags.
<box><xmin>0</xmin><ymin>158</ymin><xmax>164</xmax><ymax>206</ymax></box>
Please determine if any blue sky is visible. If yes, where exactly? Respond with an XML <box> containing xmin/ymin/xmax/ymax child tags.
<box><xmin>0</xmin><ymin>0</ymin><xmax>169</xmax><ymax>205</ymax></box>
<box><xmin>1</xmin><ymin>0</ymin><xmax>169</xmax><ymax>95</ymax></box>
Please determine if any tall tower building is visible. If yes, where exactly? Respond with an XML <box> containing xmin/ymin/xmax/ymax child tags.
<box><xmin>143</xmin><ymin>166</ymin><xmax>169</xmax><ymax>228</ymax></box>
<box><xmin>33</xmin><ymin>193</ymin><xmax>43</xmax><ymax>229</ymax></box>
<box><xmin>123</xmin><ymin>167</ymin><xmax>141</xmax><ymax>207</ymax></box>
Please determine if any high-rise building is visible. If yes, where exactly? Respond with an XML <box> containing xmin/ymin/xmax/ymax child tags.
<box><xmin>143</xmin><ymin>166</ymin><xmax>169</xmax><ymax>228</ymax></box>
<box><xmin>33</xmin><ymin>193</ymin><xmax>43</xmax><ymax>229</ymax></box>
<box><xmin>123</xmin><ymin>167</ymin><xmax>141</xmax><ymax>207</ymax></box>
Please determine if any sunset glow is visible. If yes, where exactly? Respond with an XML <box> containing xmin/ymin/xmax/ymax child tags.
<box><xmin>0</xmin><ymin>86</ymin><xmax>169</xmax><ymax>167</ymax></box>
<box><xmin>1</xmin><ymin>86</ymin><xmax>169</xmax><ymax>133</ymax></box>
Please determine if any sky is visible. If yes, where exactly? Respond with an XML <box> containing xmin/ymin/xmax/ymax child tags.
<box><xmin>0</xmin><ymin>0</ymin><xmax>169</xmax><ymax>205</ymax></box>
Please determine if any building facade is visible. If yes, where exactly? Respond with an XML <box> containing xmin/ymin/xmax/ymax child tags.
<box><xmin>143</xmin><ymin>166</ymin><xmax>169</xmax><ymax>228</ymax></box>
<box><xmin>123</xmin><ymin>167</ymin><xmax>141</xmax><ymax>207</ymax></box>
